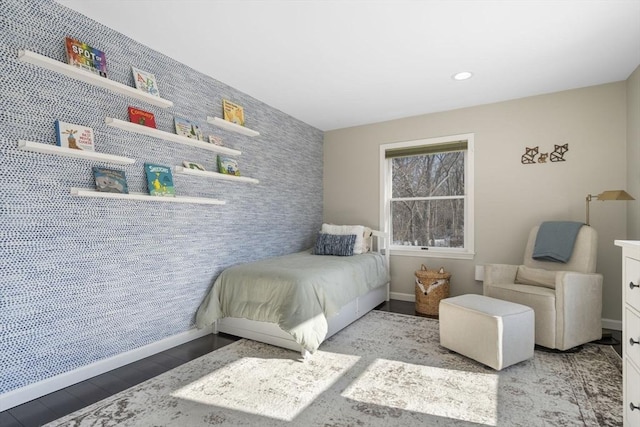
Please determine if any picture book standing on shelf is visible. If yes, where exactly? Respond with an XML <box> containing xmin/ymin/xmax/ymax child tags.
<box><xmin>183</xmin><ymin>161</ymin><xmax>205</xmax><ymax>171</ymax></box>
<box><xmin>55</xmin><ymin>120</ymin><xmax>95</xmax><ymax>151</ymax></box>
<box><xmin>128</xmin><ymin>107</ymin><xmax>156</xmax><ymax>128</ymax></box>
<box><xmin>222</xmin><ymin>99</ymin><xmax>245</xmax><ymax>126</ymax></box>
<box><xmin>217</xmin><ymin>156</ymin><xmax>240</xmax><ymax>176</ymax></box>
<box><xmin>131</xmin><ymin>66</ymin><xmax>160</xmax><ymax>97</ymax></box>
<box><xmin>65</xmin><ymin>37</ymin><xmax>107</xmax><ymax>78</ymax></box>
<box><xmin>174</xmin><ymin>117</ymin><xmax>203</xmax><ymax>140</ymax></box>
<box><xmin>144</xmin><ymin>163</ymin><xmax>175</xmax><ymax>197</ymax></box>
<box><xmin>92</xmin><ymin>167</ymin><xmax>128</xmax><ymax>194</ymax></box>
<box><xmin>208</xmin><ymin>135</ymin><xmax>223</xmax><ymax>146</ymax></box>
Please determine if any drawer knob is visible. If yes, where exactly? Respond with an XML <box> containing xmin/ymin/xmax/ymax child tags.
<box><xmin>631</xmin><ymin>402</ymin><xmax>640</xmax><ymax>411</ymax></box>
<box><xmin>631</xmin><ymin>338</ymin><xmax>640</xmax><ymax>346</ymax></box>
<box><xmin>631</xmin><ymin>281</ymin><xmax>640</xmax><ymax>289</ymax></box>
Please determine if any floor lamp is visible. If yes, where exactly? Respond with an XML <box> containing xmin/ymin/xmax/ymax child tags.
<box><xmin>585</xmin><ymin>189</ymin><xmax>635</xmax><ymax>345</ymax></box>
<box><xmin>585</xmin><ymin>190</ymin><xmax>635</xmax><ymax>226</ymax></box>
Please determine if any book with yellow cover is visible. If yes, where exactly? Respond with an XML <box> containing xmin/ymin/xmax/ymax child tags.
<box><xmin>222</xmin><ymin>99</ymin><xmax>245</xmax><ymax>126</ymax></box>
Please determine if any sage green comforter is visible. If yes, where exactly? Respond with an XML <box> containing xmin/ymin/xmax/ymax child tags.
<box><xmin>195</xmin><ymin>250</ymin><xmax>389</xmax><ymax>352</ymax></box>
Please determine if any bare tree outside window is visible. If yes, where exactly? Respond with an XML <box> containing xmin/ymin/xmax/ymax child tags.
<box><xmin>391</xmin><ymin>151</ymin><xmax>465</xmax><ymax>248</ymax></box>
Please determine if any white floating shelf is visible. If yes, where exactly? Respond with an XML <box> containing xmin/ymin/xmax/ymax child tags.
<box><xmin>174</xmin><ymin>166</ymin><xmax>259</xmax><ymax>184</ymax></box>
<box><xmin>70</xmin><ymin>188</ymin><xmax>225</xmax><ymax>205</ymax></box>
<box><xmin>105</xmin><ymin>118</ymin><xmax>241</xmax><ymax>156</ymax></box>
<box><xmin>207</xmin><ymin>117</ymin><xmax>260</xmax><ymax>137</ymax></box>
<box><xmin>17</xmin><ymin>140</ymin><xmax>135</xmax><ymax>165</ymax></box>
<box><xmin>18</xmin><ymin>50</ymin><xmax>173</xmax><ymax>109</ymax></box>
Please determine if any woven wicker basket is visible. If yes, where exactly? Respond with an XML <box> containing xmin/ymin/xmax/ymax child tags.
<box><xmin>414</xmin><ymin>264</ymin><xmax>451</xmax><ymax>315</ymax></box>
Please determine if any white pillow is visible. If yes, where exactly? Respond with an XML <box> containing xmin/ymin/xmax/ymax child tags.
<box><xmin>321</xmin><ymin>224</ymin><xmax>370</xmax><ymax>254</ymax></box>
<box><xmin>363</xmin><ymin>227</ymin><xmax>373</xmax><ymax>252</ymax></box>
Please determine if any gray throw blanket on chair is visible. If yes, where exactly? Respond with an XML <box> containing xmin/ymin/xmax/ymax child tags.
<box><xmin>532</xmin><ymin>221</ymin><xmax>584</xmax><ymax>263</ymax></box>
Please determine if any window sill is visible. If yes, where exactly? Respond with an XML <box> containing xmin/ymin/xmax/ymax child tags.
<box><xmin>390</xmin><ymin>248</ymin><xmax>475</xmax><ymax>260</ymax></box>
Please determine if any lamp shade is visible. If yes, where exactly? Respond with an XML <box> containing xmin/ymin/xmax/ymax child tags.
<box><xmin>585</xmin><ymin>189</ymin><xmax>635</xmax><ymax>225</ymax></box>
<box><xmin>595</xmin><ymin>190</ymin><xmax>635</xmax><ymax>201</ymax></box>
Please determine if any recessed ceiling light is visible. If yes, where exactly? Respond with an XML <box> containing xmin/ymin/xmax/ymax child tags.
<box><xmin>452</xmin><ymin>71</ymin><xmax>473</xmax><ymax>81</ymax></box>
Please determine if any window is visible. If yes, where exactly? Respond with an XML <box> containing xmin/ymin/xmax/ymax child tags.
<box><xmin>379</xmin><ymin>133</ymin><xmax>474</xmax><ymax>259</ymax></box>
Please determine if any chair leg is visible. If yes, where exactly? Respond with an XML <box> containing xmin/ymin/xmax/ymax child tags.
<box><xmin>535</xmin><ymin>344</ymin><xmax>583</xmax><ymax>353</ymax></box>
<box><xmin>592</xmin><ymin>331</ymin><xmax>620</xmax><ymax>346</ymax></box>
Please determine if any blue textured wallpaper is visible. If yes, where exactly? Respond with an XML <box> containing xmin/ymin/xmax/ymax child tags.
<box><xmin>0</xmin><ymin>0</ymin><xmax>323</xmax><ymax>395</ymax></box>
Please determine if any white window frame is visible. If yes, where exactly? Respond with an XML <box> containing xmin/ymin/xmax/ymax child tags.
<box><xmin>379</xmin><ymin>133</ymin><xmax>475</xmax><ymax>259</ymax></box>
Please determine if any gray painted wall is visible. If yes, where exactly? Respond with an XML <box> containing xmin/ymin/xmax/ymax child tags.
<box><xmin>324</xmin><ymin>82</ymin><xmax>631</xmax><ymax>324</ymax></box>
<box><xmin>0</xmin><ymin>0</ymin><xmax>323</xmax><ymax>395</ymax></box>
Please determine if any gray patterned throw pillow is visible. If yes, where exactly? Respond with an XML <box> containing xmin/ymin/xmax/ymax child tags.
<box><xmin>314</xmin><ymin>233</ymin><xmax>357</xmax><ymax>256</ymax></box>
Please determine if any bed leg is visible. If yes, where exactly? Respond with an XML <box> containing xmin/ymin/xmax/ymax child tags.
<box><xmin>301</xmin><ymin>349</ymin><xmax>311</xmax><ymax>361</ymax></box>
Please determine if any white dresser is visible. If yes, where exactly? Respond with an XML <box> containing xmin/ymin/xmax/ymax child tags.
<box><xmin>615</xmin><ymin>240</ymin><xmax>640</xmax><ymax>426</ymax></box>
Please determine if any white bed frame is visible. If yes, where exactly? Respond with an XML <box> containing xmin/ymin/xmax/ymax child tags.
<box><xmin>213</xmin><ymin>230</ymin><xmax>390</xmax><ymax>357</ymax></box>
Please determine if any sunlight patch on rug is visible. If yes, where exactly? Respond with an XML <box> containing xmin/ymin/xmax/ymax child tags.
<box><xmin>45</xmin><ymin>311</ymin><xmax>621</xmax><ymax>426</ymax></box>
<box><xmin>342</xmin><ymin>358</ymin><xmax>499</xmax><ymax>425</ymax></box>
<box><xmin>171</xmin><ymin>352</ymin><xmax>360</xmax><ymax>421</ymax></box>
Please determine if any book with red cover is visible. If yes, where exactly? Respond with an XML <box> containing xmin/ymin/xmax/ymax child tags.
<box><xmin>128</xmin><ymin>106</ymin><xmax>156</xmax><ymax>128</ymax></box>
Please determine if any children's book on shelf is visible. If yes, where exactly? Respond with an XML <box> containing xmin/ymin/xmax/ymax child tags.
<box><xmin>208</xmin><ymin>135</ymin><xmax>223</xmax><ymax>146</ymax></box>
<box><xmin>128</xmin><ymin>106</ymin><xmax>156</xmax><ymax>128</ymax></box>
<box><xmin>144</xmin><ymin>163</ymin><xmax>175</xmax><ymax>197</ymax></box>
<box><xmin>131</xmin><ymin>66</ymin><xmax>160</xmax><ymax>97</ymax></box>
<box><xmin>174</xmin><ymin>117</ymin><xmax>203</xmax><ymax>141</ymax></box>
<box><xmin>222</xmin><ymin>99</ymin><xmax>245</xmax><ymax>126</ymax></box>
<box><xmin>217</xmin><ymin>155</ymin><xmax>240</xmax><ymax>176</ymax></box>
<box><xmin>65</xmin><ymin>37</ymin><xmax>107</xmax><ymax>78</ymax></box>
<box><xmin>182</xmin><ymin>161</ymin><xmax>205</xmax><ymax>171</ymax></box>
<box><xmin>92</xmin><ymin>167</ymin><xmax>128</xmax><ymax>194</ymax></box>
<box><xmin>55</xmin><ymin>120</ymin><xmax>95</xmax><ymax>151</ymax></box>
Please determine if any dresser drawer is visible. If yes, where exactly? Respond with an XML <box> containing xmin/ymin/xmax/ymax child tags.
<box><xmin>625</xmin><ymin>256</ymin><xmax>640</xmax><ymax>310</ymax></box>
<box><xmin>627</xmin><ymin>307</ymin><xmax>640</xmax><ymax>369</ymax></box>
<box><xmin>626</xmin><ymin>359</ymin><xmax>640</xmax><ymax>425</ymax></box>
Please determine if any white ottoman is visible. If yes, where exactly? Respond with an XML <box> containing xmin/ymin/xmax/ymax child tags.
<box><xmin>439</xmin><ymin>294</ymin><xmax>534</xmax><ymax>370</ymax></box>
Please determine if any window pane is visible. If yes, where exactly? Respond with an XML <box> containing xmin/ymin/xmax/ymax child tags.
<box><xmin>391</xmin><ymin>199</ymin><xmax>464</xmax><ymax>247</ymax></box>
<box><xmin>392</xmin><ymin>152</ymin><xmax>464</xmax><ymax>198</ymax></box>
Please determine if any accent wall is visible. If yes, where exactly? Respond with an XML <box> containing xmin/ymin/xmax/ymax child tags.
<box><xmin>0</xmin><ymin>0</ymin><xmax>323</xmax><ymax>398</ymax></box>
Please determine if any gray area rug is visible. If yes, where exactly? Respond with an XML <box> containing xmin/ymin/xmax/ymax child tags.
<box><xmin>47</xmin><ymin>311</ymin><xmax>622</xmax><ymax>426</ymax></box>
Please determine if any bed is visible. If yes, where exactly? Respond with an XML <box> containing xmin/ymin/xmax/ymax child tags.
<box><xmin>195</xmin><ymin>228</ymin><xmax>390</xmax><ymax>357</ymax></box>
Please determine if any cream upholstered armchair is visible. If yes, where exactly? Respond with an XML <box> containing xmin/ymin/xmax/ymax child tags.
<box><xmin>483</xmin><ymin>224</ymin><xmax>602</xmax><ymax>351</ymax></box>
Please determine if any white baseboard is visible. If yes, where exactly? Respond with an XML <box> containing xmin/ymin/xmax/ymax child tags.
<box><xmin>0</xmin><ymin>326</ymin><xmax>213</xmax><ymax>412</ymax></box>
<box><xmin>602</xmin><ymin>318</ymin><xmax>622</xmax><ymax>331</ymax></box>
<box><xmin>388</xmin><ymin>293</ymin><xmax>622</xmax><ymax>331</ymax></box>
<box><xmin>389</xmin><ymin>291</ymin><xmax>414</xmax><ymax>302</ymax></box>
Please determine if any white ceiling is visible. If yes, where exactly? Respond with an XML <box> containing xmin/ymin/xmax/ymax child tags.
<box><xmin>55</xmin><ymin>0</ymin><xmax>640</xmax><ymax>131</ymax></box>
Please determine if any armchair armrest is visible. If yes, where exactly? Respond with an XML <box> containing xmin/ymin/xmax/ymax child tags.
<box><xmin>483</xmin><ymin>264</ymin><xmax>519</xmax><ymax>284</ymax></box>
<box><xmin>556</xmin><ymin>271</ymin><xmax>603</xmax><ymax>289</ymax></box>
<box><xmin>554</xmin><ymin>271</ymin><xmax>603</xmax><ymax>350</ymax></box>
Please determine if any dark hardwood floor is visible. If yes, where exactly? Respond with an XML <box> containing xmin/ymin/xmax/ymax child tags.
<box><xmin>1</xmin><ymin>300</ymin><xmax>622</xmax><ymax>427</ymax></box>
